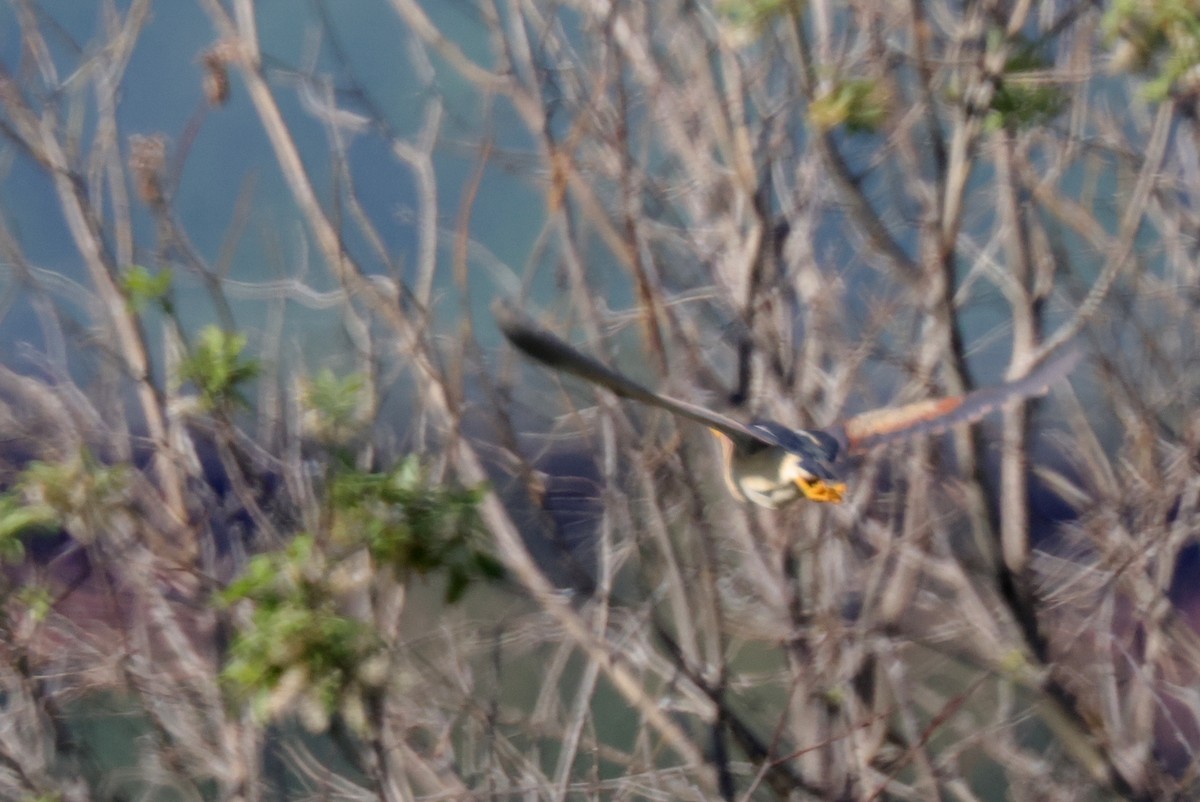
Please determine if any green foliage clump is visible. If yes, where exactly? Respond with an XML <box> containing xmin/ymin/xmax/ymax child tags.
<box><xmin>0</xmin><ymin>451</ymin><xmax>127</xmax><ymax>561</ymax></box>
<box><xmin>16</xmin><ymin>452</ymin><xmax>129</xmax><ymax>544</ymax></box>
<box><xmin>716</xmin><ymin>0</ymin><xmax>802</xmax><ymax>32</ymax></box>
<box><xmin>809</xmin><ymin>78</ymin><xmax>889</xmax><ymax>133</ymax></box>
<box><xmin>121</xmin><ymin>265</ymin><xmax>173</xmax><ymax>313</ymax></box>
<box><xmin>330</xmin><ymin>456</ymin><xmax>503</xmax><ymax>604</ymax></box>
<box><xmin>179</xmin><ymin>326</ymin><xmax>260</xmax><ymax>412</ymax></box>
<box><xmin>301</xmin><ymin>369</ymin><xmax>368</xmax><ymax>444</ymax></box>
<box><xmin>220</xmin><ymin>534</ymin><xmax>384</xmax><ymax>731</ymax></box>
<box><xmin>985</xmin><ymin>45</ymin><xmax>1068</xmax><ymax>131</ymax></box>
<box><xmin>219</xmin><ymin>456</ymin><xmax>501</xmax><ymax>730</ymax></box>
<box><xmin>1104</xmin><ymin>0</ymin><xmax>1200</xmax><ymax>100</ymax></box>
<box><xmin>15</xmin><ymin>584</ymin><xmax>53</xmax><ymax>622</ymax></box>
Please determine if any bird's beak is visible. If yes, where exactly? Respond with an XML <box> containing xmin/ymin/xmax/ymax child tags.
<box><xmin>796</xmin><ymin>477</ymin><xmax>846</xmax><ymax>503</ymax></box>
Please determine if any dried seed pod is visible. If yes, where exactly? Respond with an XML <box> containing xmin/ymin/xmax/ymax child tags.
<box><xmin>201</xmin><ymin>47</ymin><xmax>230</xmax><ymax>107</ymax></box>
<box><xmin>128</xmin><ymin>133</ymin><xmax>168</xmax><ymax>208</ymax></box>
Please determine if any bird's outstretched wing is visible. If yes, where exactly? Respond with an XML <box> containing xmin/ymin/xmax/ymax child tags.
<box><xmin>831</xmin><ymin>345</ymin><xmax>1082</xmax><ymax>454</ymax></box>
<box><xmin>495</xmin><ymin>303</ymin><xmax>769</xmax><ymax>451</ymax></box>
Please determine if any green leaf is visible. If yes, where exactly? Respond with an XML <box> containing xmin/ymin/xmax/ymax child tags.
<box><xmin>717</xmin><ymin>0</ymin><xmax>801</xmax><ymax>31</ymax></box>
<box><xmin>1103</xmin><ymin>0</ymin><xmax>1200</xmax><ymax>99</ymax></box>
<box><xmin>444</xmin><ymin>566</ymin><xmax>469</xmax><ymax>604</ymax></box>
<box><xmin>16</xmin><ymin>584</ymin><xmax>53</xmax><ymax>621</ymax></box>
<box><xmin>809</xmin><ymin>79</ymin><xmax>889</xmax><ymax>134</ymax></box>
<box><xmin>984</xmin><ymin>43</ymin><xmax>1067</xmax><ymax>130</ymax></box>
<box><xmin>179</xmin><ymin>326</ymin><xmax>261</xmax><ymax>412</ymax></box>
<box><xmin>472</xmin><ymin>551</ymin><xmax>506</xmax><ymax>581</ymax></box>
<box><xmin>15</xmin><ymin>451</ymin><xmax>128</xmax><ymax>542</ymax></box>
<box><xmin>302</xmin><ymin>369</ymin><xmax>367</xmax><ymax>443</ymax></box>
<box><xmin>0</xmin><ymin>493</ymin><xmax>57</xmax><ymax>542</ymax></box>
<box><xmin>121</xmin><ymin>265</ymin><xmax>173</xmax><ymax>313</ymax></box>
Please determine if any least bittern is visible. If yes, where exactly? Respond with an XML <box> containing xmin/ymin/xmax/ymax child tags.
<box><xmin>497</xmin><ymin>305</ymin><xmax>1079</xmax><ymax>509</ymax></box>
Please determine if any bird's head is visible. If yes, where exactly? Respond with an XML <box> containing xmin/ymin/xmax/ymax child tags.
<box><xmin>756</xmin><ymin>425</ymin><xmax>845</xmax><ymax>503</ymax></box>
<box><xmin>720</xmin><ymin>422</ymin><xmax>847</xmax><ymax>507</ymax></box>
<box><xmin>778</xmin><ymin>447</ymin><xmax>846</xmax><ymax>503</ymax></box>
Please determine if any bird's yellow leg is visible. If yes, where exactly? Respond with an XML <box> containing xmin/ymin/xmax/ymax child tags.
<box><xmin>796</xmin><ymin>478</ymin><xmax>847</xmax><ymax>503</ymax></box>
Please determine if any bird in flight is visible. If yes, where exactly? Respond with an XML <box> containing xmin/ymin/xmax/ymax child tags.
<box><xmin>496</xmin><ymin>304</ymin><xmax>1081</xmax><ymax>509</ymax></box>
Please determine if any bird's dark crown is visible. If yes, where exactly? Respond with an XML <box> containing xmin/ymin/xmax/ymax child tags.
<box><xmin>746</xmin><ymin>421</ymin><xmax>841</xmax><ymax>480</ymax></box>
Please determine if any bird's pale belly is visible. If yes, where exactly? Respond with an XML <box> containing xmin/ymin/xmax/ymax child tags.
<box><xmin>723</xmin><ymin>447</ymin><xmax>804</xmax><ymax>508</ymax></box>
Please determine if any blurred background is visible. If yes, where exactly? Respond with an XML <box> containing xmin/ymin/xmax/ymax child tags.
<box><xmin>0</xmin><ymin>1</ymin><xmax>1196</xmax><ymax>800</ymax></box>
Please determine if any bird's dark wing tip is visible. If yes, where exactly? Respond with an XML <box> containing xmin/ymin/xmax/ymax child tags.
<box><xmin>492</xmin><ymin>301</ymin><xmax>571</xmax><ymax>369</ymax></box>
<box><xmin>493</xmin><ymin>298</ymin><xmax>526</xmax><ymax>340</ymax></box>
